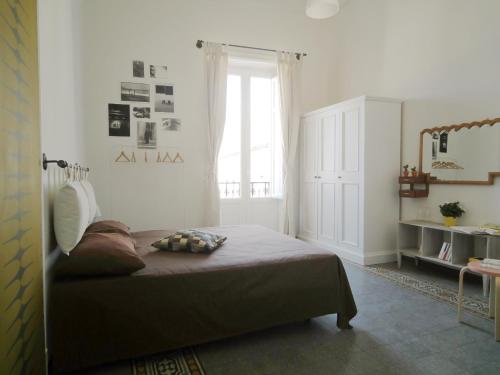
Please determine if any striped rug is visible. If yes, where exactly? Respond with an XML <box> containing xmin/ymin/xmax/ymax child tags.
<box><xmin>363</xmin><ymin>264</ymin><xmax>490</xmax><ymax>318</ymax></box>
<box><xmin>132</xmin><ymin>348</ymin><xmax>205</xmax><ymax>375</ymax></box>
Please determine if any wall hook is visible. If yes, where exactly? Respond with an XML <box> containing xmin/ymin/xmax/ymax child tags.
<box><xmin>42</xmin><ymin>153</ymin><xmax>68</xmax><ymax>170</ymax></box>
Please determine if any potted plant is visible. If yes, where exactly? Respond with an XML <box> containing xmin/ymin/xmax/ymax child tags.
<box><xmin>402</xmin><ymin>164</ymin><xmax>409</xmax><ymax>177</ymax></box>
<box><xmin>411</xmin><ymin>166</ymin><xmax>417</xmax><ymax>177</ymax></box>
<box><xmin>439</xmin><ymin>201</ymin><xmax>465</xmax><ymax>227</ymax></box>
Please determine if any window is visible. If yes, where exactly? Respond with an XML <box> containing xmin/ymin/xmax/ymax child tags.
<box><xmin>218</xmin><ymin>58</ymin><xmax>282</xmax><ymax>199</ymax></box>
<box><xmin>218</xmin><ymin>75</ymin><xmax>241</xmax><ymax>198</ymax></box>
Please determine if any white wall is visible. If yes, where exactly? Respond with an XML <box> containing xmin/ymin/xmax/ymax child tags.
<box><xmin>77</xmin><ymin>0</ymin><xmax>336</xmax><ymax>230</ymax></box>
<box><xmin>38</xmin><ymin>0</ymin><xmax>84</xmax><ymax>360</ymax></box>
<box><xmin>39</xmin><ymin>0</ymin><xmax>85</xmax><ymax>252</ymax></box>
<box><xmin>45</xmin><ymin>0</ymin><xmax>500</xmax><ymax>231</ymax></box>
<box><xmin>328</xmin><ymin>0</ymin><xmax>500</xmax><ymax>225</ymax></box>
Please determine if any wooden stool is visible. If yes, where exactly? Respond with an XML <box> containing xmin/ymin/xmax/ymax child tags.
<box><xmin>458</xmin><ymin>262</ymin><xmax>500</xmax><ymax>340</ymax></box>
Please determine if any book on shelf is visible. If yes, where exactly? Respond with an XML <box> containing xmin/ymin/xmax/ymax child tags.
<box><xmin>438</xmin><ymin>242</ymin><xmax>452</xmax><ymax>261</ymax></box>
<box><xmin>480</xmin><ymin>263</ymin><xmax>500</xmax><ymax>270</ymax></box>
<box><xmin>480</xmin><ymin>259</ymin><xmax>500</xmax><ymax>269</ymax></box>
<box><xmin>451</xmin><ymin>226</ymin><xmax>498</xmax><ymax>235</ymax></box>
<box><xmin>438</xmin><ymin>242</ymin><xmax>448</xmax><ymax>260</ymax></box>
<box><xmin>445</xmin><ymin>244</ymin><xmax>452</xmax><ymax>262</ymax></box>
<box><xmin>483</xmin><ymin>224</ymin><xmax>500</xmax><ymax>232</ymax></box>
<box><xmin>483</xmin><ymin>259</ymin><xmax>500</xmax><ymax>266</ymax></box>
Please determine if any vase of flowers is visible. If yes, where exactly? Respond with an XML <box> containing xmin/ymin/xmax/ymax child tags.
<box><xmin>439</xmin><ymin>201</ymin><xmax>465</xmax><ymax>227</ymax></box>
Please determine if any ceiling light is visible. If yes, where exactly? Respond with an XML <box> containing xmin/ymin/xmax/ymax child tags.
<box><xmin>306</xmin><ymin>0</ymin><xmax>340</xmax><ymax>19</ymax></box>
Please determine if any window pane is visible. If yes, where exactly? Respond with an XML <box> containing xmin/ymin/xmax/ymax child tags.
<box><xmin>250</xmin><ymin>76</ymin><xmax>274</xmax><ymax>198</ymax></box>
<box><xmin>218</xmin><ymin>75</ymin><xmax>241</xmax><ymax>198</ymax></box>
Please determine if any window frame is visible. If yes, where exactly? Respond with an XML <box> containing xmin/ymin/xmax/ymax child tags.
<box><xmin>219</xmin><ymin>58</ymin><xmax>282</xmax><ymax>201</ymax></box>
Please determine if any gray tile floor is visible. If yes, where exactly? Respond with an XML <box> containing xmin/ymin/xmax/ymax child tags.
<box><xmin>77</xmin><ymin>261</ymin><xmax>500</xmax><ymax>375</ymax></box>
<box><xmin>195</xmin><ymin>261</ymin><xmax>499</xmax><ymax>375</ymax></box>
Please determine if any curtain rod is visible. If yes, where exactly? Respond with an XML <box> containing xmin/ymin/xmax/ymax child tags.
<box><xmin>196</xmin><ymin>40</ymin><xmax>307</xmax><ymax>60</ymax></box>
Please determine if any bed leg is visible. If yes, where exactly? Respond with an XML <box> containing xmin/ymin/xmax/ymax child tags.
<box><xmin>337</xmin><ymin>316</ymin><xmax>354</xmax><ymax>329</ymax></box>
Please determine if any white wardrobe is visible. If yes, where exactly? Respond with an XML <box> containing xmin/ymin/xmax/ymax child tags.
<box><xmin>299</xmin><ymin>96</ymin><xmax>401</xmax><ymax>265</ymax></box>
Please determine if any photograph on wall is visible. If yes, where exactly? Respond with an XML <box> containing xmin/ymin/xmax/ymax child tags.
<box><xmin>432</xmin><ymin>133</ymin><xmax>439</xmax><ymax>160</ymax></box>
<box><xmin>154</xmin><ymin>85</ymin><xmax>174</xmax><ymax>112</ymax></box>
<box><xmin>161</xmin><ymin>118</ymin><xmax>181</xmax><ymax>131</ymax></box>
<box><xmin>133</xmin><ymin>60</ymin><xmax>145</xmax><ymax>78</ymax></box>
<box><xmin>108</xmin><ymin>103</ymin><xmax>130</xmax><ymax>136</ymax></box>
<box><xmin>121</xmin><ymin>82</ymin><xmax>150</xmax><ymax>102</ymax></box>
<box><xmin>137</xmin><ymin>121</ymin><xmax>157</xmax><ymax>149</ymax></box>
<box><xmin>132</xmin><ymin>106</ymin><xmax>151</xmax><ymax>119</ymax></box>
<box><xmin>150</xmin><ymin>64</ymin><xmax>168</xmax><ymax>78</ymax></box>
<box><xmin>439</xmin><ymin>132</ymin><xmax>448</xmax><ymax>153</ymax></box>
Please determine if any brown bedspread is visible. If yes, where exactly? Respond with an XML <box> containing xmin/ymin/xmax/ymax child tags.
<box><xmin>50</xmin><ymin>225</ymin><xmax>357</xmax><ymax>373</ymax></box>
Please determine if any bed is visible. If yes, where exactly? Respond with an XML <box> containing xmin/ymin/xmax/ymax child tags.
<box><xmin>50</xmin><ymin>225</ymin><xmax>357</xmax><ymax>373</ymax></box>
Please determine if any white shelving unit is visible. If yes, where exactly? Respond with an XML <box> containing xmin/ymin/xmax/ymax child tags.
<box><xmin>397</xmin><ymin>220</ymin><xmax>500</xmax><ymax>295</ymax></box>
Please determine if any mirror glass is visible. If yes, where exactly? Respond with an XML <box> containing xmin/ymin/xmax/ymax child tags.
<box><xmin>422</xmin><ymin>124</ymin><xmax>500</xmax><ymax>182</ymax></box>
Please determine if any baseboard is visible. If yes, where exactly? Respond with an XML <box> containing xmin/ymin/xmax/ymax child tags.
<box><xmin>326</xmin><ymin>246</ymin><xmax>365</xmax><ymax>264</ymax></box>
<box><xmin>297</xmin><ymin>236</ymin><xmax>396</xmax><ymax>265</ymax></box>
<box><xmin>362</xmin><ymin>251</ymin><xmax>397</xmax><ymax>265</ymax></box>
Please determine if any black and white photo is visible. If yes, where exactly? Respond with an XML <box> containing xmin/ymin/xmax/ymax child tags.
<box><xmin>121</xmin><ymin>82</ymin><xmax>150</xmax><ymax>102</ymax></box>
<box><xmin>439</xmin><ymin>132</ymin><xmax>448</xmax><ymax>153</ymax></box>
<box><xmin>432</xmin><ymin>133</ymin><xmax>439</xmax><ymax>160</ymax></box>
<box><xmin>154</xmin><ymin>85</ymin><xmax>174</xmax><ymax>112</ymax></box>
<box><xmin>133</xmin><ymin>60</ymin><xmax>145</xmax><ymax>78</ymax></box>
<box><xmin>108</xmin><ymin>103</ymin><xmax>130</xmax><ymax>136</ymax></box>
<box><xmin>137</xmin><ymin>121</ymin><xmax>157</xmax><ymax>148</ymax></box>
<box><xmin>161</xmin><ymin>118</ymin><xmax>181</xmax><ymax>131</ymax></box>
<box><xmin>132</xmin><ymin>106</ymin><xmax>151</xmax><ymax>119</ymax></box>
<box><xmin>150</xmin><ymin>65</ymin><xmax>168</xmax><ymax>78</ymax></box>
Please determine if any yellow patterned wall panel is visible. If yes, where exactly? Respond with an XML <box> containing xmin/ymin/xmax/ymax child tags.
<box><xmin>0</xmin><ymin>0</ymin><xmax>45</xmax><ymax>374</ymax></box>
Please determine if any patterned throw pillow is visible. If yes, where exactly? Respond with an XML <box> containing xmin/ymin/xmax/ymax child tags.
<box><xmin>152</xmin><ymin>230</ymin><xmax>227</xmax><ymax>253</ymax></box>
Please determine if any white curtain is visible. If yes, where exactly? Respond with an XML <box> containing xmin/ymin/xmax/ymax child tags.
<box><xmin>204</xmin><ymin>43</ymin><xmax>228</xmax><ymax>226</ymax></box>
<box><xmin>277</xmin><ymin>52</ymin><xmax>302</xmax><ymax>237</ymax></box>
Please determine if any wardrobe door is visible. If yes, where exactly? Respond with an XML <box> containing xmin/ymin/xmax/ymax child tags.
<box><xmin>338</xmin><ymin>106</ymin><xmax>361</xmax><ymax>181</ymax></box>
<box><xmin>337</xmin><ymin>106</ymin><xmax>362</xmax><ymax>251</ymax></box>
<box><xmin>299</xmin><ymin>117</ymin><xmax>317</xmax><ymax>239</ymax></box>
<box><xmin>337</xmin><ymin>182</ymin><xmax>360</xmax><ymax>250</ymax></box>
<box><xmin>317</xmin><ymin>112</ymin><xmax>338</xmax><ymax>244</ymax></box>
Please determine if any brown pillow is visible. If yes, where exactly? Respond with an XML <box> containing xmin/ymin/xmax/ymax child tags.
<box><xmin>54</xmin><ymin>232</ymin><xmax>145</xmax><ymax>277</ymax></box>
<box><xmin>86</xmin><ymin>220</ymin><xmax>130</xmax><ymax>236</ymax></box>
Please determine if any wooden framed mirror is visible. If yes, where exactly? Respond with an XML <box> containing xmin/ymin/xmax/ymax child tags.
<box><xmin>418</xmin><ymin>118</ymin><xmax>500</xmax><ymax>185</ymax></box>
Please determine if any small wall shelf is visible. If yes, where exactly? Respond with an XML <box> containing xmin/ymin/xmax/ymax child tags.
<box><xmin>399</xmin><ymin>175</ymin><xmax>429</xmax><ymax>198</ymax></box>
<box><xmin>397</xmin><ymin>220</ymin><xmax>500</xmax><ymax>295</ymax></box>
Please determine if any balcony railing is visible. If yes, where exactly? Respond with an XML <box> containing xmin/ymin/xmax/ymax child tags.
<box><xmin>219</xmin><ymin>181</ymin><xmax>271</xmax><ymax>198</ymax></box>
<box><xmin>250</xmin><ymin>181</ymin><xmax>270</xmax><ymax>198</ymax></box>
<box><xmin>219</xmin><ymin>182</ymin><xmax>240</xmax><ymax>198</ymax></box>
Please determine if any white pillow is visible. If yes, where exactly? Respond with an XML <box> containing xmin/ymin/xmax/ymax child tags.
<box><xmin>95</xmin><ymin>204</ymin><xmax>102</xmax><ymax>220</ymax></box>
<box><xmin>80</xmin><ymin>180</ymin><xmax>98</xmax><ymax>223</ymax></box>
<box><xmin>54</xmin><ymin>181</ymin><xmax>90</xmax><ymax>254</ymax></box>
